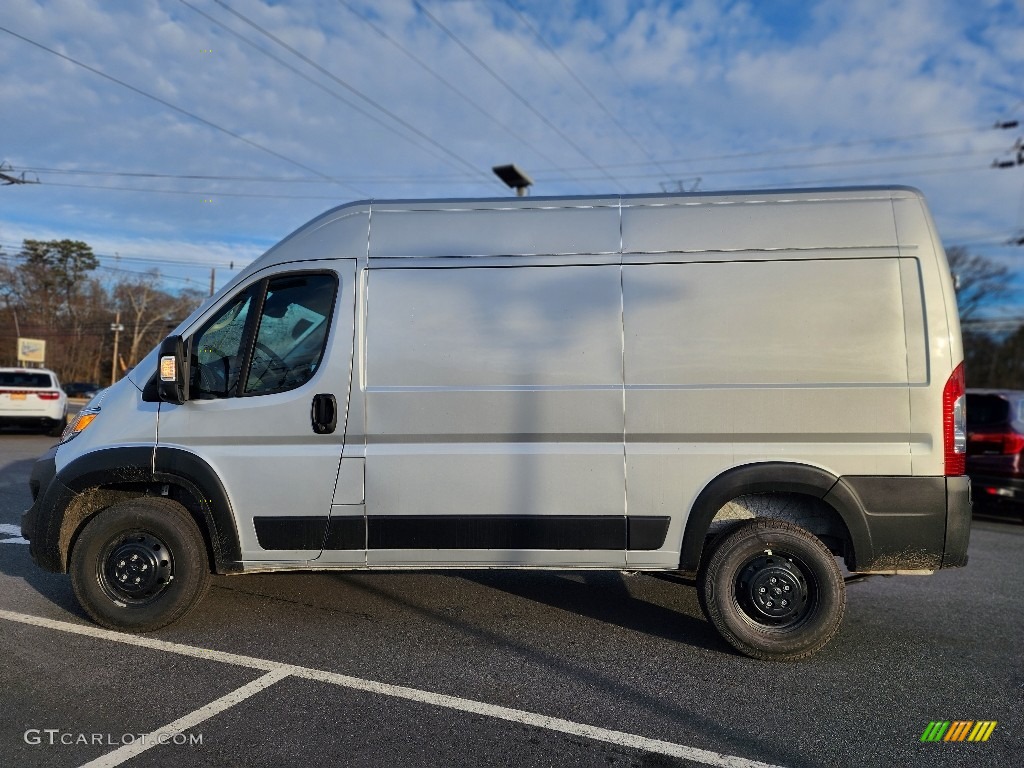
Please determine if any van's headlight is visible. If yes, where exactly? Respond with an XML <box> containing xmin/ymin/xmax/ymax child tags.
<box><xmin>61</xmin><ymin>407</ymin><xmax>101</xmax><ymax>443</ymax></box>
<box><xmin>61</xmin><ymin>389</ymin><xmax>107</xmax><ymax>444</ymax></box>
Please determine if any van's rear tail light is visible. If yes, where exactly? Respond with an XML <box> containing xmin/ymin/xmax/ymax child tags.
<box><xmin>967</xmin><ymin>430</ymin><xmax>1024</xmax><ymax>455</ymax></box>
<box><xmin>36</xmin><ymin>391</ymin><xmax>61</xmax><ymax>400</ymax></box>
<box><xmin>943</xmin><ymin>362</ymin><xmax>966</xmax><ymax>475</ymax></box>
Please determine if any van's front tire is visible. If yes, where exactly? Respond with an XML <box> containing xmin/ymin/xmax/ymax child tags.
<box><xmin>70</xmin><ymin>498</ymin><xmax>210</xmax><ymax>632</ymax></box>
<box><xmin>698</xmin><ymin>519</ymin><xmax>845</xmax><ymax>661</ymax></box>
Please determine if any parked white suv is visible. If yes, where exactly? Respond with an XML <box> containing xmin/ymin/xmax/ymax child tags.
<box><xmin>0</xmin><ymin>367</ymin><xmax>68</xmax><ymax>436</ymax></box>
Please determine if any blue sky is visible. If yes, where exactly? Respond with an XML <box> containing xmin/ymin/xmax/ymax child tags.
<box><xmin>1</xmin><ymin>0</ymin><xmax>1022</xmax><ymax>312</ymax></box>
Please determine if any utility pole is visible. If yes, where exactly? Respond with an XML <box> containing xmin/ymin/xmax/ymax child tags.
<box><xmin>991</xmin><ymin>119</ymin><xmax>1023</xmax><ymax>169</ymax></box>
<box><xmin>0</xmin><ymin>161</ymin><xmax>39</xmax><ymax>186</ymax></box>
<box><xmin>209</xmin><ymin>267</ymin><xmax>216</xmax><ymax>297</ymax></box>
<box><xmin>110</xmin><ymin>311</ymin><xmax>124</xmax><ymax>385</ymax></box>
<box><xmin>991</xmin><ymin>118</ymin><xmax>1023</xmax><ymax>247</ymax></box>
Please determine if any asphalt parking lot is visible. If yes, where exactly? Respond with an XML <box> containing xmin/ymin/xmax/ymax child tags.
<box><xmin>1</xmin><ymin>430</ymin><xmax>1022</xmax><ymax>768</ymax></box>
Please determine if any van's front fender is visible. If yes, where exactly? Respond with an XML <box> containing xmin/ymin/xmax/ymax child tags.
<box><xmin>21</xmin><ymin>446</ymin><xmax>241</xmax><ymax>574</ymax></box>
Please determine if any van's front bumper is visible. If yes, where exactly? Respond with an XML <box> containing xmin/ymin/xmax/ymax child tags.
<box><xmin>20</xmin><ymin>444</ymin><xmax>75</xmax><ymax>573</ymax></box>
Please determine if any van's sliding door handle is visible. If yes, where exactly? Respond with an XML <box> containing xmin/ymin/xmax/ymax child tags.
<box><xmin>311</xmin><ymin>393</ymin><xmax>337</xmax><ymax>435</ymax></box>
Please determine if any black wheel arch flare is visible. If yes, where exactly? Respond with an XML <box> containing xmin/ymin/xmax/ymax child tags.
<box><xmin>679</xmin><ymin>462</ymin><xmax>873</xmax><ymax>573</ymax></box>
<box><xmin>43</xmin><ymin>446</ymin><xmax>241</xmax><ymax>574</ymax></box>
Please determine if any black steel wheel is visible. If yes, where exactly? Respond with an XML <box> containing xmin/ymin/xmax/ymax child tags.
<box><xmin>99</xmin><ymin>531</ymin><xmax>174</xmax><ymax>605</ymax></box>
<box><xmin>70</xmin><ymin>497</ymin><xmax>210</xmax><ymax>632</ymax></box>
<box><xmin>697</xmin><ymin>518</ymin><xmax>845</xmax><ymax>661</ymax></box>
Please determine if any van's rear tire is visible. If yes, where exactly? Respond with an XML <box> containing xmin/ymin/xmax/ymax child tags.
<box><xmin>70</xmin><ymin>498</ymin><xmax>210</xmax><ymax>632</ymax></box>
<box><xmin>697</xmin><ymin>519</ymin><xmax>845</xmax><ymax>661</ymax></box>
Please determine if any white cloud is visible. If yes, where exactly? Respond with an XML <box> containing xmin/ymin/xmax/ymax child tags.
<box><xmin>0</xmin><ymin>0</ymin><xmax>1019</xmax><ymax>292</ymax></box>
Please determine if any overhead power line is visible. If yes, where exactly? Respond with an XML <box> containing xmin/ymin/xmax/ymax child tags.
<box><xmin>0</xmin><ymin>161</ymin><xmax>40</xmax><ymax>185</ymax></box>
<box><xmin>176</xmin><ymin>0</ymin><xmax>482</xmax><ymax>186</ymax></box>
<box><xmin>335</xmin><ymin>0</ymin><xmax>570</xmax><ymax>176</ymax></box>
<box><xmin>37</xmin><ymin>181</ymin><xmax>343</xmax><ymax>200</ymax></box>
<box><xmin>531</xmin><ymin>147</ymin><xmax>999</xmax><ymax>183</ymax></box>
<box><xmin>205</xmin><ymin>0</ymin><xmax>500</xmax><ymax>190</ymax></box>
<box><xmin>944</xmin><ymin>229</ymin><xmax>1024</xmax><ymax>247</ymax></box>
<box><xmin>0</xmin><ymin>243</ymin><xmax>244</xmax><ymax>270</ymax></box>
<box><xmin>12</xmin><ymin>124</ymin><xmax>1000</xmax><ymax>187</ymax></box>
<box><xmin>0</xmin><ymin>252</ymin><xmax>209</xmax><ymax>285</ymax></box>
<box><xmin>17</xmin><ymin>161</ymin><xmax>995</xmax><ymax>201</ymax></box>
<box><xmin>412</xmin><ymin>0</ymin><xmax>625</xmax><ymax>192</ymax></box>
<box><xmin>961</xmin><ymin>318</ymin><xmax>1024</xmax><ymax>333</ymax></box>
<box><xmin>557</xmin><ymin>126</ymin><xmax>994</xmax><ymax>173</ymax></box>
<box><xmin>0</xmin><ymin>24</ymin><xmax>363</xmax><ymax>194</ymax></box>
<box><xmin>747</xmin><ymin>163</ymin><xmax>991</xmax><ymax>190</ymax></box>
<box><xmin>7</xmin><ymin>130</ymin><xmax>1004</xmax><ymax>202</ymax></box>
<box><xmin>9</xmin><ymin>167</ymin><xmax>329</xmax><ymax>183</ymax></box>
<box><xmin>499</xmin><ymin>0</ymin><xmax>674</xmax><ymax>179</ymax></box>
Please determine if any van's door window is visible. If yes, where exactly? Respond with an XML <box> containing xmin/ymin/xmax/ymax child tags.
<box><xmin>245</xmin><ymin>275</ymin><xmax>336</xmax><ymax>395</ymax></box>
<box><xmin>192</xmin><ymin>289</ymin><xmax>255</xmax><ymax>398</ymax></box>
<box><xmin>190</xmin><ymin>273</ymin><xmax>337</xmax><ymax>399</ymax></box>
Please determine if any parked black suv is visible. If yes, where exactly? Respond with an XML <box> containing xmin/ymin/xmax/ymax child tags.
<box><xmin>63</xmin><ymin>382</ymin><xmax>100</xmax><ymax>399</ymax></box>
<box><xmin>966</xmin><ymin>389</ymin><xmax>1024</xmax><ymax>522</ymax></box>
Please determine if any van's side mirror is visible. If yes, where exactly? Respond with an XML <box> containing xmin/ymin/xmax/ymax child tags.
<box><xmin>157</xmin><ymin>335</ymin><xmax>189</xmax><ymax>404</ymax></box>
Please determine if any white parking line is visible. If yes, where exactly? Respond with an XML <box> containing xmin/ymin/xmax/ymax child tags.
<box><xmin>0</xmin><ymin>523</ymin><xmax>28</xmax><ymax>544</ymax></box>
<box><xmin>0</xmin><ymin>609</ymin><xmax>787</xmax><ymax>768</ymax></box>
<box><xmin>78</xmin><ymin>668</ymin><xmax>290</xmax><ymax>768</ymax></box>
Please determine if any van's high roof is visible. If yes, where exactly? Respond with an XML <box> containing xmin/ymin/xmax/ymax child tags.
<box><xmin>239</xmin><ymin>185</ymin><xmax>935</xmax><ymax>283</ymax></box>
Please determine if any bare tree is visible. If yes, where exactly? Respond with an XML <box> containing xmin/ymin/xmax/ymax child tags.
<box><xmin>115</xmin><ymin>270</ymin><xmax>169</xmax><ymax>368</ymax></box>
<box><xmin>113</xmin><ymin>272</ymin><xmax>205</xmax><ymax>369</ymax></box>
<box><xmin>946</xmin><ymin>246</ymin><xmax>1011</xmax><ymax>323</ymax></box>
<box><xmin>946</xmin><ymin>246</ymin><xmax>1024</xmax><ymax>388</ymax></box>
<box><xmin>0</xmin><ymin>239</ymin><xmax>208</xmax><ymax>383</ymax></box>
<box><xmin>0</xmin><ymin>239</ymin><xmax>106</xmax><ymax>381</ymax></box>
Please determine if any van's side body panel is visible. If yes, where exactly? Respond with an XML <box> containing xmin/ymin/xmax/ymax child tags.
<box><xmin>621</xmin><ymin>261</ymin><xmax>916</xmax><ymax>567</ymax></box>
<box><xmin>360</xmin><ymin>201</ymin><xmax>627</xmax><ymax>566</ymax></box>
<box><xmin>618</xmin><ymin>193</ymin><xmax>924</xmax><ymax>567</ymax></box>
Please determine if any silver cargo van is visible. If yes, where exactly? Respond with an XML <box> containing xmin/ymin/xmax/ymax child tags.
<box><xmin>22</xmin><ymin>187</ymin><xmax>971</xmax><ymax>660</ymax></box>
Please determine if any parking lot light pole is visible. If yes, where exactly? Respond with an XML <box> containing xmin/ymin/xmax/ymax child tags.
<box><xmin>110</xmin><ymin>311</ymin><xmax>124</xmax><ymax>386</ymax></box>
<box><xmin>492</xmin><ymin>164</ymin><xmax>533</xmax><ymax>196</ymax></box>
